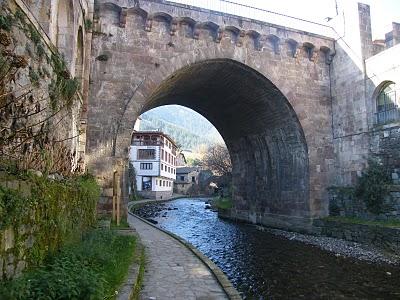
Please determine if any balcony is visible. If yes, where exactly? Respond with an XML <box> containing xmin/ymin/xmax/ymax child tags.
<box><xmin>375</xmin><ymin>107</ymin><xmax>400</xmax><ymax>125</ymax></box>
<box><xmin>132</xmin><ymin>140</ymin><xmax>164</xmax><ymax>146</ymax></box>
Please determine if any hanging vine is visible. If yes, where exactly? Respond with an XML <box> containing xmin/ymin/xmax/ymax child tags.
<box><xmin>0</xmin><ymin>6</ymin><xmax>82</xmax><ymax>176</ymax></box>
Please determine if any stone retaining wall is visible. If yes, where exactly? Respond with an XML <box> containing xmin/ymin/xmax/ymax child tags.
<box><xmin>328</xmin><ymin>186</ymin><xmax>400</xmax><ymax>220</ymax></box>
<box><xmin>312</xmin><ymin>219</ymin><xmax>400</xmax><ymax>255</ymax></box>
<box><xmin>0</xmin><ymin>175</ymin><xmax>98</xmax><ymax>280</ymax></box>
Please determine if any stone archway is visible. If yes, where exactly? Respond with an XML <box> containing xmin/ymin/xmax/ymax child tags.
<box><xmin>88</xmin><ymin>2</ymin><xmax>335</xmax><ymax>229</ymax></box>
<box><xmin>89</xmin><ymin>58</ymin><xmax>319</xmax><ymax>230</ymax></box>
<box><xmin>138</xmin><ymin>59</ymin><xmax>310</xmax><ymax>221</ymax></box>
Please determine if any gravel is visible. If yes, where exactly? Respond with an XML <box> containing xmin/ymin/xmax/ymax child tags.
<box><xmin>257</xmin><ymin>226</ymin><xmax>400</xmax><ymax>265</ymax></box>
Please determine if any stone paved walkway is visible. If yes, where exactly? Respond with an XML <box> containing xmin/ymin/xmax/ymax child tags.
<box><xmin>128</xmin><ymin>213</ymin><xmax>228</xmax><ymax>300</ymax></box>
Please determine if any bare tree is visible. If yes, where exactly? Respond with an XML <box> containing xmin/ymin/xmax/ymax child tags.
<box><xmin>201</xmin><ymin>144</ymin><xmax>232</xmax><ymax>176</ymax></box>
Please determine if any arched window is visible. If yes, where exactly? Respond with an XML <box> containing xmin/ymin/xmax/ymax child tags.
<box><xmin>376</xmin><ymin>82</ymin><xmax>399</xmax><ymax>124</ymax></box>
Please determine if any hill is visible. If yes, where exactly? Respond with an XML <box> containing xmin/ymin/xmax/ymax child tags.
<box><xmin>139</xmin><ymin>105</ymin><xmax>224</xmax><ymax>151</ymax></box>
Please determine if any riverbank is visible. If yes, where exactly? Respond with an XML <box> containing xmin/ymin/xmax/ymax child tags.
<box><xmin>134</xmin><ymin>198</ymin><xmax>400</xmax><ymax>299</ymax></box>
<box><xmin>257</xmin><ymin>226</ymin><xmax>399</xmax><ymax>265</ymax></box>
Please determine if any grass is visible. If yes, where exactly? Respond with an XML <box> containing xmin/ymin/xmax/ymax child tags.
<box><xmin>324</xmin><ymin>216</ymin><xmax>400</xmax><ymax>228</ymax></box>
<box><xmin>0</xmin><ymin>229</ymin><xmax>137</xmax><ymax>299</ymax></box>
<box><xmin>132</xmin><ymin>248</ymin><xmax>146</xmax><ymax>300</ymax></box>
<box><xmin>213</xmin><ymin>197</ymin><xmax>233</xmax><ymax>210</ymax></box>
<box><xmin>111</xmin><ymin>217</ymin><xmax>130</xmax><ymax>229</ymax></box>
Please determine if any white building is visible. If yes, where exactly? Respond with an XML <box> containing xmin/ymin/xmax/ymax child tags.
<box><xmin>129</xmin><ymin>131</ymin><xmax>177</xmax><ymax>199</ymax></box>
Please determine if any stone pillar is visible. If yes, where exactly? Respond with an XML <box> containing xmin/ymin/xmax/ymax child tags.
<box><xmin>358</xmin><ymin>3</ymin><xmax>373</xmax><ymax>60</ymax></box>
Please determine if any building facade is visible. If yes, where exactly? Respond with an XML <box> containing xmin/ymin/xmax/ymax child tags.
<box><xmin>130</xmin><ymin>131</ymin><xmax>177</xmax><ymax>199</ymax></box>
<box><xmin>174</xmin><ymin>167</ymin><xmax>200</xmax><ymax>195</ymax></box>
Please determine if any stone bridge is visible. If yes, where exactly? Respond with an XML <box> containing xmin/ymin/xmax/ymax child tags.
<box><xmin>87</xmin><ymin>0</ymin><xmax>338</xmax><ymax>230</ymax></box>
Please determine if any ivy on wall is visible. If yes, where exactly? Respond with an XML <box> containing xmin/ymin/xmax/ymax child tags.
<box><xmin>0</xmin><ymin>5</ymin><xmax>81</xmax><ymax>176</ymax></box>
<box><xmin>0</xmin><ymin>172</ymin><xmax>100</xmax><ymax>279</ymax></box>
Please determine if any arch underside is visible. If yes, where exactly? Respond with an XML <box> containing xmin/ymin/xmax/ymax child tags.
<box><xmin>142</xmin><ymin>59</ymin><xmax>310</xmax><ymax>217</ymax></box>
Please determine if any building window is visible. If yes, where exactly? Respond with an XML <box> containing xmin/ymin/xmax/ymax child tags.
<box><xmin>140</xmin><ymin>163</ymin><xmax>153</xmax><ymax>170</ymax></box>
<box><xmin>376</xmin><ymin>82</ymin><xmax>399</xmax><ymax>124</ymax></box>
<box><xmin>180</xmin><ymin>175</ymin><xmax>184</xmax><ymax>181</ymax></box>
<box><xmin>155</xmin><ymin>179</ymin><xmax>158</xmax><ymax>185</ymax></box>
<box><xmin>161</xmin><ymin>164</ymin><xmax>163</xmax><ymax>171</ymax></box>
<box><xmin>191</xmin><ymin>176</ymin><xmax>195</xmax><ymax>183</ymax></box>
<box><xmin>138</xmin><ymin>149</ymin><xmax>155</xmax><ymax>159</ymax></box>
<box><xmin>142</xmin><ymin>177</ymin><xmax>152</xmax><ymax>190</ymax></box>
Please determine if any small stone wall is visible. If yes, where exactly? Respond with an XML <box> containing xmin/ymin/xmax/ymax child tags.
<box><xmin>313</xmin><ymin>219</ymin><xmax>400</xmax><ymax>254</ymax></box>
<box><xmin>0</xmin><ymin>175</ymin><xmax>99</xmax><ymax>280</ymax></box>
<box><xmin>329</xmin><ymin>186</ymin><xmax>400</xmax><ymax>220</ymax></box>
<box><xmin>139</xmin><ymin>190</ymin><xmax>172</xmax><ymax>200</ymax></box>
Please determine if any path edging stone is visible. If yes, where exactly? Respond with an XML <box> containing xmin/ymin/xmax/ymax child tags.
<box><xmin>115</xmin><ymin>229</ymin><xmax>145</xmax><ymax>300</ymax></box>
<box><xmin>128</xmin><ymin>200</ymin><xmax>242</xmax><ymax>300</ymax></box>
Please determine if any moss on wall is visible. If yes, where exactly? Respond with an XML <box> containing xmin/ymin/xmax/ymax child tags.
<box><xmin>0</xmin><ymin>173</ymin><xmax>100</xmax><ymax>280</ymax></box>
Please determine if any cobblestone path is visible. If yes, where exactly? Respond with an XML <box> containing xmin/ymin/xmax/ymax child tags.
<box><xmin>128</xmin><ymin>213</ymin><xmax>228</xmax><ymax>300</ymax></box>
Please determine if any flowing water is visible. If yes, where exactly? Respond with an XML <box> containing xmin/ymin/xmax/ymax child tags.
<box><xmin>133</xmin><ymin>198</ymin><xmax>400</xmax><ymax>299</ymax></box>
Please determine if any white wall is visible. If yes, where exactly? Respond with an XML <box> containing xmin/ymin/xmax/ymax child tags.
<box><xmin>153</xmin><ymin>177</ymin><xmax>173</xmax><ymax>192</ymax></box>
<box><xmin>159</xmin><ymin>138</ymin><xmax>177</xmax><ymax>181</ymax></box>
<box><xmin>129</xmin><ymin>145</ymin><xmax>160</xmax><ymax>177</ymax></box>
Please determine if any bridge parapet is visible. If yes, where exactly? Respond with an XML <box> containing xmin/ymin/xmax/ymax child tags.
<box><xmin>95</xmin><ymin>0</ymin><xmax>335</xmax><ymax>65</ymax></box>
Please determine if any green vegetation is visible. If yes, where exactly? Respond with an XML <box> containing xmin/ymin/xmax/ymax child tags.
<box><xmin>0</xmin><ymin>229</ymin><xmax>137</xmax><ymax>300</ymax></box>
<box><xmin>0</xmin><ymin>172</ymin><xmax>100</xmax><ymax>267</ymax></box>
<box><xmin>111</xmin><ymin>218</ymin><xmax>130</xmax><ymax>229</ymax></box>
<box><xmin>323</xmin><ymin>216</ymin><xmax>400</xmax><ymax>228</ymax></box>
<box><xmin>28</xmin><ymin>68</ymin><xmax>39</xmax><ymax>87</ymax></box>
<box><xmin>132</xmin><ymin>248</ymin><xmax>146</xmax><ymax>300</ymax></box>
<box><xmin>85</xmin><ymin>19</ymin><xmax>93</xmax><ymax>31</ymax></box>
<box><xmin>36</xmin><ymin>43</ymin><xmax>45</xmax><ymax>59</ymax></box>
<box><xmin>0</xmin><ymin>14</ymin><xmax>14</xmax><ymax>31</ymax></box>
<box><xmin>140</xmin><ymin>105</ymin><xmax>224</xmax><ymax>151</ymax></box>
<box><xmin>354</xmin><ymin>160</ymin><xmax>391</xmax><ymax>214</ymax></box>
<box><xmin>27</xmin><ymin>23</ymin><xmax>40</xmax><ymax>45</ymax></box>
<box><xmin>49</xmin><ymin>54</ymin><xmax>80</xmax><ymax>110</ymax></box>
<box><xmin>213</xmin><ymin>197</ymin><xmax>233</xmax><ymax>210</ymax></box>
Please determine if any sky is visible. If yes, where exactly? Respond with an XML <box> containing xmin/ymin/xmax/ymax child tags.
<box><xmin>173</xmin><ymin>0</ymin><xmax>400</xmax><ymax>40</ymax></box>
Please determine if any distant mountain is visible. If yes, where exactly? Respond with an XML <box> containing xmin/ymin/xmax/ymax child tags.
<box><xmin>139</xmin><ymin>105</ymin><xmax>224</xmax><ymax>151</ymax></box>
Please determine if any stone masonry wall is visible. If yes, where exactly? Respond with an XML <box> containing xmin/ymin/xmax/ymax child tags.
<box><xmin>313</xmin><ymin>219</ymin><xmax>400</xmax><ymax>255</ymax></box>
<box><xmin>87</xmin><ymin>0</ymin><xmax>336</xmax><ymax>223</ymax></box>
<box><xmin>328</xmin><ymin>186</ymin><xmax>400</xmax><ymax>220</ymax></box>
<box><xmin>0</xmin><ymin>0</ymin><xmax>85</xmax><ymax>175</ymax></box>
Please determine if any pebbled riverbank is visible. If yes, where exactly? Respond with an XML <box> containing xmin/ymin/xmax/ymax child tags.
<box><xmin>258</xmin><ymin>226</ymin><xmax>399</xmax><ymax>265</ymax></box>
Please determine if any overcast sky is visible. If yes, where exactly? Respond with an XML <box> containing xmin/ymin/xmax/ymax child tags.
<box><xmin>173</xmin><ymin>0</ymin><xmax>400</xmax><ymax>39</ymax></box>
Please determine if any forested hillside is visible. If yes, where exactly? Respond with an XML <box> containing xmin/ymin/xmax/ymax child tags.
<box><xmin>139</xmin><ymin>105</ymin><xmax>224</xmax><ymax>151</ymax></box>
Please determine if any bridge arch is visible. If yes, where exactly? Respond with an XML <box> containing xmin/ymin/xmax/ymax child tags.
<box><xmin>118</xmin><ymin>58</ymin><xmax>311</xmax><ymax>224</ymax></box>
<box><xmin>88</xmin><ymin>2</ymin><xmax>335</xmax><ymax>228</ymax></box>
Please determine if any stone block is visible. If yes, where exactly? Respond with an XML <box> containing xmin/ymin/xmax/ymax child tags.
<box><xmin>15</xmin><ymin>261</ymin><xmax>27</xmax><ymax>277</ymax></box>
<box><xmin>3</xmin><ymin>228</ymin><xmax>14</xmax><ymax>251</ymax></box>
<box><xmin>103</xmin><ymin>187</ymin><xmax>114</xmax><ymax>197</ymax></box>
<box><xmin>18</xmin><ymin>181</ymin><xmax>32</xmax><ymax>198</ymax></box>
<box><xmin>6</xmin><ymin>180</ymin><xmax>20</xmax><ymax>191</ymax></box>
<box><xmin>25</xmin><ymin>235</ymin><xmax>35</xmax><ymax>248</ymax></box>
<box><xmin>5</xmin><ymin>263</ymin><xmax>15</xmax><ymax>279</ymax></box>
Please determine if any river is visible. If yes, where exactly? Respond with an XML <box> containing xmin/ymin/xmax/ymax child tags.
<box><xmin>133</xmin><ymin>198</ymin><xmax>400</xmax><ymax>299</ymax></box>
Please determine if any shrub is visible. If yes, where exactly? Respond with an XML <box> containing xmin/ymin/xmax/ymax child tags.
<box><xmin>0</xmin><ymin>15</ymin><xmax>14</xmax><ymax>31</ymax></box>
<box><xmin>0</xmin><ymin>229</ymin><xmax>136</xmax><ymax>300</ymax></box>
<box><xmin>355</xmin><ymin>160</ymin><xmax>391</xmax><ymax>214</ymax></box>
<box><xmin>0</xmin><ymin>173</ymin><xmax>100</xmax><ymax>268</ymax></box>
